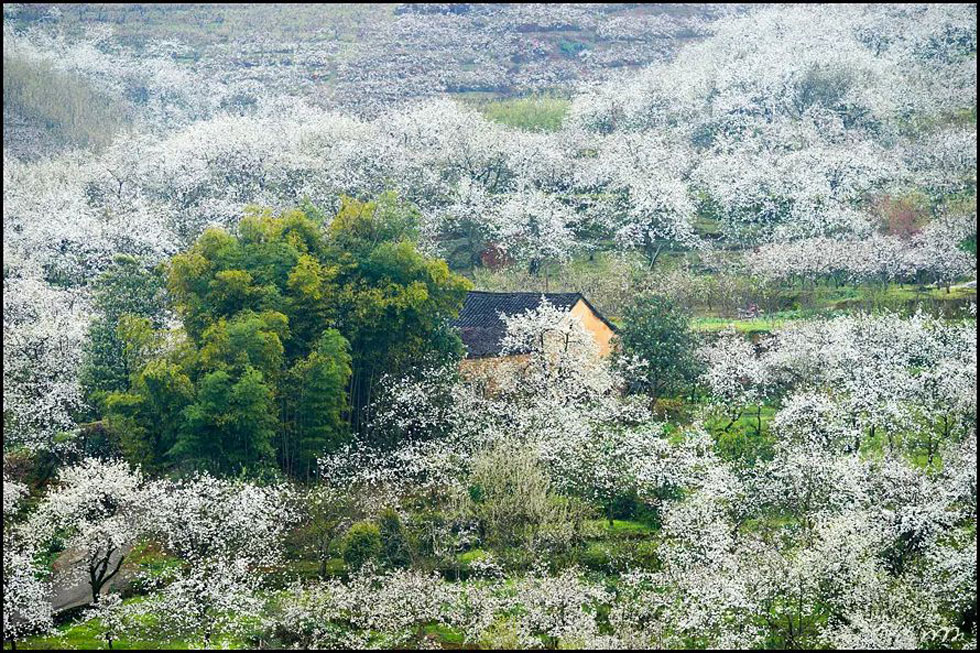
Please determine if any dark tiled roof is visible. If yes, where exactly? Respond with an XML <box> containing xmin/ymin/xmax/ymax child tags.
<box><xmin>453</xmin><ymin>291</ymin><xmax>608</xmax><ymax>359</ymax></box>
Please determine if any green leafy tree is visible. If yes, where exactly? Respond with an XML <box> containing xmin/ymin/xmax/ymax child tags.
<box><xmin>328</xmin><ymin>195</ymin><xmax>471</xmax><ymax>434</ymax></box>
<box><xmin>175</xmin><ymin>366</ymin><xmax>278</xmax><ymax>474</ymax></box>
<box><xmin>341</xmin><ymin>521</ymin><xmax>383</xmax><ymax>571</ymax></box>
<box><xmin>613</xmin><ymin>294</ymin><xmax>702</xmax><ymax>402</ymax></box>
<box><xmin>378</xmin><ymin>508</ymin><xmax>412</xmax><ymax>568</ymax></box>
<box><xmin>327</xmin><ymin>191</ymin><xmax>419</xmax><ymax>255</ymax></box>
<box><xmin>80</xmin><ymin>254</ymin><xmax>166</xmax><ymax>413</ymax></box>
<box><xmin>104</xmin><ymin>358</ymin><xmax>194</xmax><ymax>472</ymax></box>
<box><xmin>285</xmin><ymin>330</ymin><xmax>352</xmax><ymax>479</ymax></box>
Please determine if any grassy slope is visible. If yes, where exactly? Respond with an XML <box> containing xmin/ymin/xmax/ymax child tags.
<box><xmin>475</xmin><ymin>96</ymin><xmax>572</xmax><ymax>132</ymax></box>
<box><xmin>3</xmin><ymin>52</ymin><xmax>129</xmax><ymax>158</ymax></box>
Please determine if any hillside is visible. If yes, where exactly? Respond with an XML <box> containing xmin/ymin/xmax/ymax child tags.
<box><xmin>3</xmin><ymin>3</ymin><xmax>742</xmax><ymax>158</ymax></box>
<box><xmin>2</xmin><ymin>5</ymin><xmax>977</xmax><ymax>652</ymax></box>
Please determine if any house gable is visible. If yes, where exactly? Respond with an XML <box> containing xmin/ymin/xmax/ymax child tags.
<box><xmin>453</xmin><ymin>291</ymin><xmax>616</xmax><ymax>360</ymax></box>
<box><xmin>569</xmin><ymin>297</ymin><xmax>616</xmax><ymax>356</ymax></box>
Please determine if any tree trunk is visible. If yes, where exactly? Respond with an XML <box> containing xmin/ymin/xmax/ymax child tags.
<box><xmin>89</xmin><ymin>546</ymin><xmax>126</xmax><ymax>603</ymax></box>
<box><xmin>647</xmin><ymin>243</ymin><xmax>663</xmax><ymax>270</ymax></box>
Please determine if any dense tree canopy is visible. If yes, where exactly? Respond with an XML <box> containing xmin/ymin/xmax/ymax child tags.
<box><xmin>80</xmin><ymin>254</ymin><xmax>167</xmax><ymax>414</ymax></box>
<box><xmin>103</xmin><ymin>196</ymin><xmax>470</xmax><ymax>477</ymax></box>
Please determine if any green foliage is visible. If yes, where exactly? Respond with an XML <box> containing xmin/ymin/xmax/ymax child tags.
<box><xmin>199</xmin><ymin>311</ymin><xmax>288</xmax><ymax>377</ymax></box>
<box><xmin>286</xmin><ymin>331</ymin><xmax>352</xmax><ymax>479</ymax></box>
<box><xmin>103</xmin><ymin>196</ymin><xmax>468</xmax><ymax>477</ymax></box>
<box><xmin>558</xmin><ymin>39</ymin><xmax>588</xmax><ymax>57</ymax></box>
<box><xmin>378</xmin><ymin>508</ymin><xmax>413</xmax><ymax>568</ymax></box>
<box><xmin>613</xmin><ymin>294</ymin><xmax>702</xmax><ymax>401</ymax></box>
<box><xmin>579</xmin><ymin>542</ymin><xmax>614</xmax><ymax>572</ymax></box>
<box><xmin>328</xmin><ymin>195</ymin><xmax>471</xmax><ymax>434</ymax></box>
<box><xmin>960</xmin><ymin>230</ymin><xmax>977</xmax><ymax>257</ymax></box>
<box><xmin>126</xmin><ymin>543</ymin><xmax>183</xmax><ymax>584</ymax></box>
<box><xmin>105</xmin><ymin>359</ymin><xmax>194</xmax><ymax>472</ymax></box>
<box><xmin>80</xmin><ymin>255</ymin><xmax>167</xmax><ymax>414</ymax></box>
<box><xmin>327</xmin><ymin>192</ymin><xmax>419</xmax><ymax>254</ymax></box>
<box><xmin>709</xmin><ymin>403</ymin><xmax>777</xmax><ymax>466</ymax></box>
<box><xmin>11</xmin><ymin>596</ymin><xmax>247</xmax><ymax>650</ymax></box>
<box><xmin>577</xmin><ymin>539</ymin><xmax>659</xmax><ymax>573</ymax></box>
<box><xmin>341</xmin><ymin>521</ymin><xmax>383</xmax><ymax>571</ymax></box>
<box><xmin>457</xmin><ymin>548</ymin><xmax>490</xmax><ymax>567</ymax></box>
<box><xmin>175</xmin><ymin>366</ymin><xmax>278</xmax><ymax>474</ymax></box>
<box><xmin>595</xmin><ymin>518</ymin><xmax>657</xmax><ymax>538</ymax></box>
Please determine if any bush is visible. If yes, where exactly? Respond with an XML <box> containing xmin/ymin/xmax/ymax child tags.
<box><xmin>378</xmin><ymin>508</ymin><xmax>412</xmax><ymax>568</ymax></box>
<box><xmin>467</xmin><ymin>441</ymin><xmax>590</xmax><ymax>551</ymax></box>
<box><xmin>341</xmin><ymin>521</ymin><xmax>382</xmax><ymax>571</ymax></box>
<box><xmin>452</xmin><ymin>548</ymin><xmax>498</xmax><ymax>580</ymax></box>
<box><xmin>579</xmin><ymin>542</ymin><xmax>613</xmax><ymax>572</ymax></box>
<box><xmin>633</xmin><ymin>539</ymin><xmax>660</xmax><ymax>570</ymax></box>
<box><xmin>651</xmin><ymin>397</ymin><xmax>691</xmax><ymax>423</ymax></box>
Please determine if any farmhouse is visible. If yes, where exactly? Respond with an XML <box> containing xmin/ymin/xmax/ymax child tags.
<box><xmin>452</xmin><ymin>291</ymin><xmax>617</xmax><ymax>371</ymax></box>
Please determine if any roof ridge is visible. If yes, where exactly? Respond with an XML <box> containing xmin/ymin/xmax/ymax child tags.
<box><xmin>465</xmin><ymin>290</ymin><xmax>582</xmax><ymax>296</ymax></box>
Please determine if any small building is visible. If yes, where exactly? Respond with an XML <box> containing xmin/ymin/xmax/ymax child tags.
<box><xmin>453</xmin><ymin>291</ymin><xmax>617</xmax><ymax>372</ymax></box>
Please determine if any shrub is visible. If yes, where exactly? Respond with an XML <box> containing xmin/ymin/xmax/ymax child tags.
<box><xmin>579</xmin><ymin>542</ymin><xmax>613</xmax><ymax>572</ymax></box>
<box><xmin>378</xmin><ymin>508</ymin><xmax>412</xmax><ymax>568</ymax></box>
<box><xmin>467</xmin><ymin>441</ymin><xmax>592</xmax><ymax>551</ymax></box>
<box><xmin>341</xmin><ymin>521</ymin><xmax>382</xmax><ymax>571</ymax></box>
<box><xmin>651</xmin><ymin>397</ymin><xmax>691</xmax><ymax>422</ymax></box>
<box><xmin>633</xmin><ymin>539</ymin><xmax>660</xmax><ymax>570</ymax></box>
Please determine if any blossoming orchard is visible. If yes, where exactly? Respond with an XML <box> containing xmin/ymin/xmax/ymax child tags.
<box><xmin>3</xmin><ymin>3</ymin><xmax>977</xmax><ymax>651</ymax></box>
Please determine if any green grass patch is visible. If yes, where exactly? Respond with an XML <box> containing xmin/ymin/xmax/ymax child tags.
<box><xmin>11</xmin><ymin>623</ymin><xmax>193</xmax><ymax>650</ymax></box>
<box><xmin>693</xmin><ymin>315</ymin><xmax>794</xmax><ymax>335</ymax></box>
<box><xmin>126</xmin><ymin>541</ymin><xmax>182</xmax><ymax>580</ymax></box>
<box><xmin>422</xmin><ymin>622</ymin><xmax>466</xmax><ymax>646</ymax></box>
<box><xmin>593</xmin><ymin>519</ymin><xmax>656</xmax><ymax>537</ymax></box>
<box><xmin>458</xmin><ymin>548</ymin><xmax>491</xmax><ymax>566</ymax></box>
<box><xmin>9</xmin><ymin>597</ymin><xmax>194</xmax><ymax>650</ymax></box>
<box><xmin>278</xmin><ymin>557</ymin><xmax>346</xmax><ymax>581</ymax></box>
<box><xmin>9</xmin><ymin>593</ymin><xmax>255</xmax><ymax>650</ymax></box>
<box><xmin>478</xmin><ymin>96</ymin><xmax>571</xmax><ymax>132</ymax></box>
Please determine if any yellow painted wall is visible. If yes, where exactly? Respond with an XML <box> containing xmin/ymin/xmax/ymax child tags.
<box><xmin>569</xmin><ymin>298</ymin><xmax>616</xmax><ymax>356</ymax></box>
<box><xmin>459</xmin><ymin>353</ymin><xmax>530</xmax><ymax>391</ymax></box>
<box><xmin>459</xmin><ymin>353</ymin><xmax>529</xmax><ymax>374</ymax></box>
